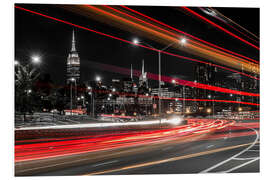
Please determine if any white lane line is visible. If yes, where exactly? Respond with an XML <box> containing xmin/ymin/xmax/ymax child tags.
<box><xmin>222</xmin><ymin>157</ymin><xmax>259</xmax><ymax>173</ymax></box>
<box><xmin>92</xmin><ymin>160</ymin><xmax>119</xmax><ymax>167</ymax></box>
<box><xmin>200</xmin><ymin>126</ymin><xmax>259</xmax><ymax>173</ymax></box>
<box><xmin>248</xmin><ymin>150</ymin><xmax>259</xmax><ymax>152</ymax></box>
<box><xmin>207</xmin><ymin>145</ymin><xmax>214</xmax><ymax>149</ymax></box>
<box><xmin>233</xmin><ymin>157</ymin><xmax>257</xmax><ymax>160</ymax></box>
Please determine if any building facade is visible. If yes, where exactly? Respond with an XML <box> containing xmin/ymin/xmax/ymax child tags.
<box><xmin>66</xmin><ymin>30</ymin><xmax>80</xmax><ymax>84</ymax></box>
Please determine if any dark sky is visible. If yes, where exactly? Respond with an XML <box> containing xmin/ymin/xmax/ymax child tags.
<box><xmin>15</xmin><ymin>4</ymin><xmax>259</xmax><ymax>87</ymax></box>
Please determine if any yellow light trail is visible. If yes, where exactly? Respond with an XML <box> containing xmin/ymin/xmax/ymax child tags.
<box><xmin>62</xmin><ymin>5</ymin><xmax>259</xmax><ymax>74</ymax></box>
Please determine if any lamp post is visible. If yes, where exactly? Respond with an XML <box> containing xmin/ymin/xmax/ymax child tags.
<box><xmin>208</xmin><ymin>94</ymin><xmax>214</xmax><ymax>117</ymax></box>
<box><xmin>91</xmin><ymin>76</ymin><xmax>101</xmax><ymax>117</ymax></box>
<box><xmin>81</xmin><ymin>96</ymin><xmax>85</xmax><ymax>107</ymax></box>
<box><xmin>70</xmin><ymin>78</ymin><xmax>75</xmax><ymax>115</ymax></box>
<box><xmin>133</xmin><ymin>38</ymin><xmax>186</xmax><ymax>116</ymax></box>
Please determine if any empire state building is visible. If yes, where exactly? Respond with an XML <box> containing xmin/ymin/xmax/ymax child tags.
<box><xmin>66</xmin><ymin>30</ymin><xmax>80</xmax><ymax>84</ymax></box>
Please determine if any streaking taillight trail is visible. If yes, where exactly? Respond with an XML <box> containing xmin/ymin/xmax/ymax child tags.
<box><xmin>15</xmin><ymin>119</ymin><xmax>234</xmax><ymax>162</ymax></box>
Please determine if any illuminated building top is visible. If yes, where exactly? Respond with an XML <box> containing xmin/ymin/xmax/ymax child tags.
<box><xmin>66</xmin><ymin>30</ymin><xmax>80</xmax><ymax>83</ymax></box>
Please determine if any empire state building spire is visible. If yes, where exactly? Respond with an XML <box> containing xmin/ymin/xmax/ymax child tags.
<box><xmin>66</xmin><ymin>30</ymin><xmax>80</xmax><ymax>84</ymax></box>
<box><xmin>71</xmin><ymin>30</ymin><xmax>76</xmax><ymax>52</ymax></box>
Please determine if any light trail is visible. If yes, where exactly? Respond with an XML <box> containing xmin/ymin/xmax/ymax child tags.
<box><xmin>97</xmin><ymin>61</ymin><xmax>259</xmax><ymax>97</ymax></box>
<box><xmin>181</xmin><ymin>7</ymin><xmax>259</xmax><ymax>50</ymax></box>
<box><xmin>33</xmin><ymin>77</ymin><xmax>260</xmax><ymax>106</ymax></box>
<box><xmin>89</xmin><ymin>89</ymin><xmax>259</xmax><ymax>106</ymax></box>
<box><xmin>198</xmin><ymin>7</ymin><xmax>259</xmax><ymax>44</ymax></box>
<box><xmin>120</xmin><ymin>5</ymin><xmax>259</xmax><ymax>64</ymax></box>
<box><xmin>83</xmin><ymin>5</ymin><xmax>259</xmax><ymax>74</ymax></box>
<box><xmin>15</xmin><ymin>119</ymin><xmax>232</xmax><ymax>162</ymax></box>
<box><xmin>209</xmin><ymin>7</ymin><xmax>259</xmax><ymax>41</ymax></box>
<box><xmin>15</xmin><ymin>5</ymin><xmax>259</xmax><ymax>80</ymax></box>
<box><xmin>103</xmin><ymin>5</ymin><xmax>257</xmax><ymax>66</ymax></box>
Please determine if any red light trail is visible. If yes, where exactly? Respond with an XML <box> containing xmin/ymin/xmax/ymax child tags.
<box><xmin>83</xmin><ymin>5</ymin><xmax>259</xmax><ymax>74</ymax></box>
<box><xmin>97</xmin><ymin>61</ymin><xmax>259</xmax><ymax>97</ymax></box>
<box><xmin>15</xmin><ymin>119</ymin><xmax>233</xmax><ymax>162</ymax></box>
<box><xmin>120</xmin><ymin>5</ymin><xmax>259</xmax><ymax>64</ymax></box>
<box><xmin>15</xmin><ymin>5</ymin><xmax>259</xmax><ymax>81</ymax></box>
<box><xmin>102</xmin><ymin>5</ymin><xmax>257</xmax><ymax>66</ymax></box>
<box><xmin>201</xmin><ymin>7</ymin><xmax>259</xmax><ymax>44</ymax></box>
<box><xmin>181</xmin><ymin>7</ymin><xmax>259</xmax><ymax>50</ymax></box>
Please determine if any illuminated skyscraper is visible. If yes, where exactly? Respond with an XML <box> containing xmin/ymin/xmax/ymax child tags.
<box><xmin>66</xmin><ymin>30</ymin><xmax>80</xmax><ymax>84</ymax></box>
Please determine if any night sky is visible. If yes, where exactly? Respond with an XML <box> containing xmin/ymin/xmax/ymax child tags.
<box><xmin>15</xmin><ymin>4</ymin><xmax>259</xmax><ymax>87</ymax></box>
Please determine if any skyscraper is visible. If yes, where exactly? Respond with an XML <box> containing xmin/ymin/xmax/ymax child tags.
<box><xmin>139</xmin><ymin>60</ymin><xmax>148</xmax><ymax>88</ymax></box>
<box><xmin>66</xmin><ymin>30</ymin><xmax>80</xmax><ymax>84</ymax></box>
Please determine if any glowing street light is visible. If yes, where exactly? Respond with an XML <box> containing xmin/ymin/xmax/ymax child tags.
<box><xmin>31</xmin><ymin>55</ymin><xmax>41</xmax><ymax>64</ymax></box>
<box><xmin>15</xmin><ymin>60</ymin><xmax>19</xmax><ymax>66</ymax></box>
<box><xmin>132</xmin><ymin>38</ymin><xmax>139</xmax><ymax>44</ymax></box>
<box><xmin>112</xmin><ymin>88</ymin><xmax>116</xmax><ymax>92</ymax></box>
<box><xmin>171</xmin><ymin>79</ymin><xmax>176</xmax><ymax>84</ymax></box>
<box><xmin>96</xmin><ymin>76</ymin><xmax>101</xmax><ymax>82</ymax></box>
<box><xmin>180</xmin><ymin>38</ymin><xmax>187</xmax><ymax>45</ymax></box>
<box><xmin>207</xmin><ymin>108</ymin><xmax>212</xmax><ymax>113</ymax></box>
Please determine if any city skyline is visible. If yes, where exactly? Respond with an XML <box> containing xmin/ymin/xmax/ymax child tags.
<box><xmin>15</xmin><ymin>4</ymin><xmax>259</xmax><ymax>86</ymax></box>
<box><xmin>14</xmin><ymin>3</ymin><xmax>260</xmax><ymax>176</ymax></box>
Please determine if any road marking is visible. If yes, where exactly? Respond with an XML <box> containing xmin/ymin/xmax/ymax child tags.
<box><xmin>200</xmin><ymin>126</ymin><xmax>259</xmax><ymax>173</ymax></box>
<box><xmin>248</xmin><ymin>150</ymin><xmax>259</xmax><ymax>152</ymax></box>
<box><xmin>232</xmin><ymin>157</ymin><xmax>257</xmax><ymax>160</ymax></box>
<box><xmin>207</xmin><ymin>145</ymin><xmax>214</xmax><ymax>149</ymax></box>
<box><xmin>83</xmin><ymin>142</ymin><xmax>254</xmax><ymax>175</ymax></box>
<box><xmin>222</xmin><ymin>157</ymin><xmax>259</xmax><ymax>173</ymax></box>
<box><xmin>92</xmin><ymin>160</ymin><xmax>118</xmax><ymax>167</ymax></box>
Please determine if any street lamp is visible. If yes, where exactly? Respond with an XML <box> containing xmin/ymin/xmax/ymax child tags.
<box><xmin>171</xmin><ymin>79</ymin><xmax>176</xmax><ymax>84</ymax></box>
<box><xmin>96</xmin><ymin>76</ymin><xmax>101</xmax><ymax>82</ymax></box>
<box><xmin>70</xmin><ymin>77</ymin><xmax>77</xmax><ymax>115</ymax></box>
<box><xmin>15</xmin><ymin>60</ymin><xmax>19</xmax><ymax>66</ymax></box>
<box><xmin>181</xmin><ymin>38</ymin><xmax>187</xmax><ymax>45</ymax></box>
<box><xmin>31</xmin><ymin>55</ymin><xmax>41</xmax><ymax>64</ymax></box>
<box><xmin>133</xmin><ymin>37</ymin><xmax>187</xmax><ymax>116</ymax></box>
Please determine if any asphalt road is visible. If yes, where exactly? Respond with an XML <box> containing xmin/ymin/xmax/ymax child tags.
<box><xmin>16</xmin><ymin>126</ymin><xmax>259</xmax><ymax>176</ymax></box>
<box><xmin>15</xmin><ymin>115</ymin><xmax>260</xmax><ymax>176</ymax></box>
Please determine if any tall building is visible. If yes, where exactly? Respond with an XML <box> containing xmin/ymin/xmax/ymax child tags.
<box><xmin>194</xmin><ymin>63</ymin><xmax>217</xmax><ymax>110</ymax></box>
<box><xmin>66</xmin><ymin>30</ymin><xmax>80</xmax><ymax>84</ymax></box>
<box><xmin>139</xmin><ymin>60</ymin><xmax>148</xmax><ymax>88</ymax></box>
